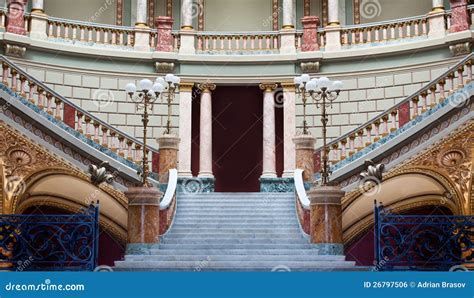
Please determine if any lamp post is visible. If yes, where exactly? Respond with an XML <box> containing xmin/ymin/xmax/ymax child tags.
<box><xmin>125</xmin><ymin>74</ymin><xmax>180</xmax><ymax>186</ymax></box>
<box><xmin>294</xmin><ymin>75</ymin><xmax>343</xmax><ymax>186</ymax></box>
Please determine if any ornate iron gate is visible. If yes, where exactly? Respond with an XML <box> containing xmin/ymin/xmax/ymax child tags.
<box><xmin>374</xmin><ymin>201</ymin><xmax>473</xmax><ymax>271</ymax></box>
<box><xmin>0</xmin><ymin>204</ymin><xmax>99</xmax><ymax>271</ymax></box>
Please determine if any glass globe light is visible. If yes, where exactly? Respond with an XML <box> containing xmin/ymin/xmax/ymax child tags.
<box><xmin>125</xmin><ymin>83</ymin><xmax>137</xmax><ymax>94</ymax></box>
<box><xmin>172</xmin><ymin>76</ymin><xmax>180</xmax><ymax>85</ymax></box>
<box><xmin>318</xmin><ymin>77</ymin><xmax>331</xmax><ymax>89</ymax></box>
<box><xmin>139</xmin><ymin>79</ymin><xmax>153</xmax><ymax>92</ymax></box>
<box><xmin>294</xmin><ymin>76</ymin><xmax>302</xmax><ymax>85</ymax></box>
<box><xmin>147</xmin><ymin>89</ymin><xmax>155</xmax><ymax>98</ymax></box>
<box><xmin>152</xmin><ymin>82</ymin><xmax>164</xmax><ymax>94</ymax></box>
<box><xmin>332</xmin><ymin>80</ymin><xmax>343</xmax><ymax>90</ymax></box>
<box><xmin>165</xmin><ymin>73</ymin><xmax>175</xmax><ymax>83</ymax></box>
<box><xmin>301</xmin><ymin>74</ymin><xmax>310</xmax><ymax>83</ymax></box>
<box><xmin>155</xmin><ymin>77</ymin><xmax>166</xmax><ymax>86</ymax></box>
<box><xmin>305</xmin><ymin>80</ymin><xmax>318</xmax><ymax>92</ymax></box>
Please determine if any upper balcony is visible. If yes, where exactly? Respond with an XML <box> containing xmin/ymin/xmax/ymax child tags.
<box><xmin>0</xmin><ymin>0</ymin><xmax>472</xmax><ymax>64</ymax></box>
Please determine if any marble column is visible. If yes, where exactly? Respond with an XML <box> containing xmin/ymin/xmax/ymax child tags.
<box><xmin>6</xmin><ymin>0</ymin><xmax>27</xmax><ymax>36</ymax></box>
<box><xmin>282</xmin><ymin>0</ymin><xmax>295</xmax><ymax>29</ymax></box>
<box><xmin>181</xmin><ymin>0</ymin><xmax>194</xmax><ymax>30</ymax></box>
<box><xmin>449</xmin><ymin>0</ymin><xmax>469</xmax><ymax>33</ymax></box>
<box><xmin>327</xmin><ymin>0</ymin><xmax>339</xmax><ymax>26</ymax></box>
<box><xmin>198</xmin><ymin>82</ymin><xmax>216</xmax><ymax>178</ymax></box>
<box><xmin>31</xmin><ymin>0</ymin><xmax>44</xmax><ymax>13</ymax></box>
<box><xmin>293</xmin><ymin>135</ymin><xmax>315</xmax><ymax>182</ymax></box>
<box><xmin>125</xmin><ymin>186</ymin><xmax>163</xmax><ymax>253</ymax></box>
<box><xmin>259</xmin><ymin>83</ymin><xmax>278</xmax><ymax>178</ymax></box>
<box><xmin>307</xmin><ymin>185</ymin><xmax>345</xmax><ymax>255</ymax></box>
<box><xmin>135</xmin><ymin>0</ymin><xmax>148</xmax><ymax>27</ymax></box>
<box><xmin>178</xmin><ymin>83</ymin><xmax>194</xmax><ymax>178</ymax></box>
<box><xmin>432</xmin><ymin>0</ymin><xmax>444</xmax><ymax>11</ymax></box>
<box><xmin>325</xmin><ymin>0</ymin><xmax>342</xmax><ymax>51</ymax></box>
<box><xmin>155</xmin><ymin>16</ymin><xmax>174</xmax><ymax>52</ymax></box>
<box><xmin>282</xmin><ymin>83</ymin><xmax>296</xmax><ymax>178</ymax></box>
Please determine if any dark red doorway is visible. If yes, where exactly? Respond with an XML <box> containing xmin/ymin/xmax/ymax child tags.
<box><xmin>211</xmin><ymin>86</ymin><xmax>263</xmax><ymax>192</ymax></box>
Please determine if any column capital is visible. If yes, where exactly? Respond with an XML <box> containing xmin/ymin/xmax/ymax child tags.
<box><xmin>280</xmin><ymin>83</ymin><xmax>296</xmax><ymax>91</ymax></box>
<box><xmin>197</xmin><ymin>82</ymin><xmax>216</xmax><ymax>93</ymax></box>
<box><xmin>259</xmin><ymin>83</ymin><xmax>278</xmax><ymax>92</ymax></box>
<box><xmin>179</xmin><ymin>82</ymin><xmax>194</xmax><ymax>92</ymax></box>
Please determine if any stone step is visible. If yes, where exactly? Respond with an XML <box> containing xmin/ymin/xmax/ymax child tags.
<box><xmin>174</xmin><ymin>214</ymin><xmax>296</xmax><ymax>219</ymax></box>
<box><xmin>177</xmin><ymin>197</ymin><xmax>293</xmax><ymax>202</ymax></box>
<box><xmin>179</xmin><ymin>192</ymin><xmax>293</xmax><ymax>197</ymax></box>
<box><xmin>170</xmin><ymin>219</ymin><xmax>299</xmax><ymax>227</ymax></box>
<box><xmin>176</xmin><ymin>205</ymin><xmax>295</xmax><ymax>209</ymax></box>
<box><xmin>176</xmin><ymin>211</ymin><xmax>295</xmax><ymax>216</ymax></box>
<box><xmin>146</xmin><ymin>249</ymin><xmax>330</xmax><ymax>255</ymax></box>
<box><xmin>124</xmin><ymin>255</ymin><xmax>346</xmax><ymax>262</ymax></box>
<box><xmin>161</xmin><ymin>238</ymin><xmax>308</xmax><ymax>245</ymax></box>
<box><xmin>163</xmin><ymin>233</ymin><xmax>306</xmax><ymax>239</ymax></box>
<box><xmin>173</xmin><ymin>219</ymin><xmax>297</xmax><ymax>225</ymax></box>
<box><xmin>158</xmin><ymin>244</ymin><xmax>314</xmax><ymax>249</ymax></box>
<box><xmin>169</xmin><ymin>229</ymin><xmax>302</xmax><ymax>235</ymax></box>
<box><xmin>114</xmin><ymin>260</ymin><xmax>356</xmax><ymax>270</ymax></box>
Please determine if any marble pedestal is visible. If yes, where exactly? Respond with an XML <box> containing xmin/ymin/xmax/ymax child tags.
<box><xmin>157</xmin><ymin>134</ymin><xmax>180</xmax><ymax>184</ymax></box>
<box><xmin>125</xmin><ymin>186</ymin><xmax>163</xmax><ymax>254</ymax></box>
<box><xmin>307</xmin><ymin>185</ymin><xmax>345</xmax><ymax>255</ymax></box>
<box><xmin>293</xmin><ymin>134</ymin><xmax>316</xmax><ymax>182</ymax></box>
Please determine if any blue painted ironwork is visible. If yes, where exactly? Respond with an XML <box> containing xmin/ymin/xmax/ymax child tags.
<box><xmin>0</xmin><ymin>204</ymin><xmax>99</xmax><ymax>271</ymax></box>
<box><xmin>374</xmin><ymin>201</ymin><xmax>474</xmax><ymax>271</ymax></box>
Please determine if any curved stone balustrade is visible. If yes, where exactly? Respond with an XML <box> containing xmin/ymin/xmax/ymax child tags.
<box><xmin>196</xmin><ymin>31</ymin><xmax>280</xmax><ymax>53</ymax></box>
<box><xmin>316</xmin><ymin>53</ymin><xmax>473</xmax><ymax>173</ymax></box>
<box><xmin>340</xmin><ymin>14</ymin><xmax>430</xmax><ymax>47</ymax></box>
<box><xmin>2</xmin><ymin>5</ymin><xmax>469</xmax><ymax>56</ymax></box>
<box><xmin>46</xmin><ymin>16</ymin><xmax>136</xmax><ymax>48</ymax></box>
<box><xmin>0</xmin><ymin>55</ymin><xmax>160</xmax><ymax>174</ymax></box>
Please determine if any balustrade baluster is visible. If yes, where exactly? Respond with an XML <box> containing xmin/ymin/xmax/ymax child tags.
<box><xmin>88</xmin><ymin>27</ymin><xmax>93</xmax><ymax>42</ymax></box>
<box><xmin>348</xmin><ymin>135</ymin><xmax>355</xmax><ymax>156</ymax></box>
<box><xmin>19</xmin><ymin>76</ymin><xmax>26</xmax><ymax>96</ymax></box>
<box><xmin>64</xmin><ymin>24</ymin><xmax>69</xmax><ymax>39</ymax></box>
<box><xmin>101</xmin><ymin>127</ymin><xmax>108</xmax><ymax>147</ymax></box>
<box><xmin>118</xmin><ymin>135</ymin><xmax>125</xmax><ymax>157</ymax></box>
<box><xmin>46</xmin><ymin>94</ymin><xmax>53</xmax><ymax>114</ymax></box>
<box><xmin>84</xmin><ymin>116</ymin><xmax>91</xmax><ymax>138</ymax></box>
<box><xmin>37</xmin><ymin>87</ymin><xmax>44</xmax><ymax>109</ymax></box>
<box><xmin>48</xmin><ymin>22</ymin><xmax>53</xmax><ymax>37</ymax></box>
<box><xmin>411</xmin><ymin>96</ymin><xmax>419</xmax><ymax>119</ymax></box>
<box><xmin>56</xmin><ymin>22</ymin><xmax>61</xmax><ymax>38</ymax></box>
<box><xmin>76</xmin><ymin>111</ymin><xmax>84</xmax><ymax>133</ymax></box>
<box><xmin>28</xmin><ymin>82</ymin><xmax>36</xmax><ymax>103</ymax></box>
<box><xmin>110</xmin><ymin>131</ymin><xmax>117</xmax><ymax>152</ymax></box>
<box><xmin>373</xmin><ymin>120</ymin><xmax>381</xmax><ymax>142</ymax></box>
<box><xmin>126</xmin><ymin>140</ymin><xmax>133</xmax><ymax>160</ymax></box>
<box><xmin>420</xmin><ymin>91</ymin><xmax>428</xmax><ymax>113</ymax></box>
<box><xmin>422</xmin><ymin>19</ymin><xmax>427</xmax><ymax>35</ymax></box>
<box><xmin>381</xmin><ymin>115</ymin><xmax>389</xmax><ymax>137</ymax></box>
<box><xmin>447</xmin><ymin>72</ymin><xmax>455</xmax><ymax>94</ymax></box>
<box><xmin>356</xmin><ymin>130</ymin><xmax>364</xmax><ymax>150</ymax></box>
<box><xmin>438</xmin><ymin>80</ymin><xmax>445</xmax><ymax>102</ymax></box>
<box><xmin>390</xmin><ymin>109</ymin><xmax>398</xmax><ymax>132</ymax></box>
<box><xmin>365</xmin><ymin>125</ymin><xmax>372</xmax><ymax>146</ymax></box>
<box><xmin>457</xmin><ymin>66</ymin><xmax>464</xmax><ymax>88</ymax></box>
<box><xmin>340</xmin><ymin>139</ymin><xmax>347</xmax><ymax>160</ymax></box>
<box><xmin>10</xmin><ymin>69</ymin><xmax>18</xmax><ymax>91</ymax></box>
<box><xmin>54</xmin><ymin>98</ymin><xmax>62</xmax><ymax>120</ymax></box>
<box><xmin>93</xmin><ymin>122</ymin><xmax>100</xmax><ymax>142</ymax></box>
<box><xmin>331</xmin><ymin>144</ymin><xmax>339</xmax><ymax>163</ymax></box>
<box><xmin>135</xmin><ymin>144</ymin><xmax>142</xmax><ymax>163</ymax></box>
<box><xmin>72</xmin><ymin>25</ymin><xmax>77</xmax><ymax>40</ymax></box>
<box><xmin>2</xmin><ymin>63</ymin><xmax>9</xmax><ymax>86</ymax></box>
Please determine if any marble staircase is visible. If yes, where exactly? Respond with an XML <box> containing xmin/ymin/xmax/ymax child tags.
<box><xmin>115</xmin><ymin>193</ymin><xmax>360</xmax><ymax>271</ymax></box>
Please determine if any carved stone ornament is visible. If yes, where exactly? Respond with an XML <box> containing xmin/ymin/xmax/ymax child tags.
<box><xmin>4</xmin><ymin>44</ymin><xmax>26</xmax><ymax>58</ymax></box>
<box><xmin>300</xmin><ymin>61</ymin><xmax>320</xmax><ymax>73</ymax></box>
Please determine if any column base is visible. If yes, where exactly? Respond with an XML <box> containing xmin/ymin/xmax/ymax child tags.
<box><xmin>177</xmin><ymin>177</ymin><xmax>215</xmax><ymax>193</ymax></box>
<box><xmin>310</xmin><ymin>243</ymin><xmax>344</xmax><ymax>255</ymax></box>
<box><xmin>259</xmin><ymin>177</ymin><xmax>294</xmax><ymax>192</ymax></box>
